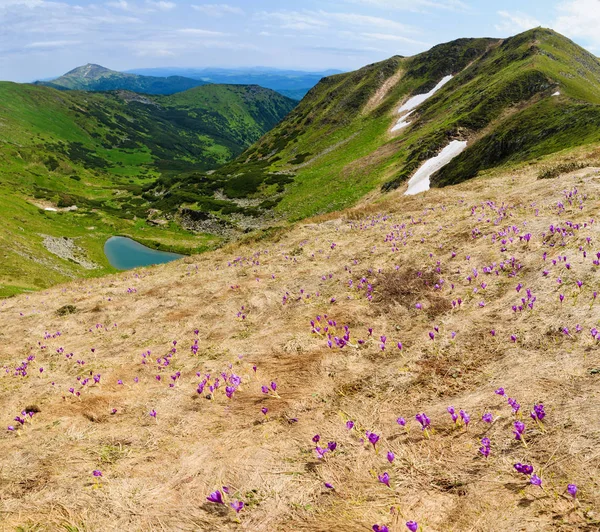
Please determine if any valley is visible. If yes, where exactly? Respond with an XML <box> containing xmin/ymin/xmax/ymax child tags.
<box><xmin>0</xmin><ymin>82</ymin><xmax>296</xmax><ymax>295</ymax></box>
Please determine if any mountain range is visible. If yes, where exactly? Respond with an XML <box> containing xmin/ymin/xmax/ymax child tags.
<box><xmin>35</xmin><ymin>64</ymin><xmax>339</xmax><ymax>99</ymax></box>
<box><xmin>34</xmin><ymin>63</ymin><xmax>208</xmax><ymax>95</ymax></box>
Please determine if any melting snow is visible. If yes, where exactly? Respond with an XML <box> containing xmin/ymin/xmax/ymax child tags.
<box><xmin>552</xmin><ymin>91</ymin><xmax>560</xmax><ymax>97</ymax></box>
<box><xmin>404</xmin><ymin>140</ymin><xmax>468</xmax><ymax>196</ymax></box>
<box><xmin>398</xmin><ymin>75</ymin><xmax>454</xmax><ymax>114</ymax></box>
<box><xmin>391</xmin><ymin>110</ymin><xmax>414</xmax><ymax>132</ymax></box>
<box><xmin>44</xmin><ymin>207</ymin><xmax>58</xmax><ymax>212</ymax></box>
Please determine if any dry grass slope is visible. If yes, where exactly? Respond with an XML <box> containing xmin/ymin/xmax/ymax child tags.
<box><xmin>1</xmin><ymin>149</ymin><xmax>600</xmax><ymax>531</ymax></box>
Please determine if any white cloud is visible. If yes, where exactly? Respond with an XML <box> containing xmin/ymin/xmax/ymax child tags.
<box><xmin>257</xmin><ymin>10</ymin><xmax>328</xmax><ymax>31</ymax></box>
<box><xmin>191</xmin><ymin>3</ymin><xmax>243</xmax><ymax>17</ymax></box>
<box><xmin>147</xmin><ymin>0</ymin><xmax>175</xmax><ymax>11</ymax></box>
<box><xmin>346</xmin><ymin>0</ymin><xmax>468</xmax><ymax>13</ymax></box>
<box><xmin>257</xmin><ymin>9</ymin><xmax>419</xmax><ymax>34</ymax></box>
<box><xmin>553</xmin><ymin>0</ymin><xmax>600</xmax><ymax>49</ymax></box>
<box><xmin>177</xmin><ymin>28</ymin><xmax>229</xmax><ymax>36</ymax></box>
<box><xmin>106</xmin><ymin>0</ymin><xmax>129</xmax><ymax>10</ymax></box>
<box><xmin>361</xmin><ymin>33</ymin><xmax>431</xmax><ymax>47</ymax></box>
<box><xmin>495</xmin><ymin>10</ymin><xmax>542</xmax><ymax>34</ymax></box>
<box><xmin>25</xmin><ymin>39</ymin><xmax>81</xmax><ymax>48</ymax></box>
<box><xmin>325</xmin><ymin>11</ymin><xmax>418</xmax><ymax>33</ymax></box>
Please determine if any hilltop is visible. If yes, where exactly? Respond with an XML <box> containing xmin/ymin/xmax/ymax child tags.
<box><xmin>154</xmin><ymin>28</ymin><xmax>600</xmax><ymax>225</ymax></box>
<box><xmin>0</xmin><ymin>148</ymin><xmax>599</xmax><ymax>530</ymax></box>
<box><xmin>34</xmin><ymin>64</ymin><xmax>208</xmax><ymax>95</ymax></box>
<box><xmin>0</xmin><ymin>82</ymin><xmax>296</xmax><ymax>295</ymax></box>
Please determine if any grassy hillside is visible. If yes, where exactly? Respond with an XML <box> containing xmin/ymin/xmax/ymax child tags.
<box><xmin>1</xmin><ymin>147</ymin><xmax>599</xmax><ymax>530</ymax></box>
<box><xmin>153</xmin><ymin>29</ymin><xmax>600</xmax><ymax>225</ymax></box>
<box><xmin>0</xmin><ymin>82</ymin><xmax>296</xmax><ymax>295</ymax></box>
<box><xmin>35</xmin><ymin>64</ymin><xmax>208</xmax><ymax>95</ymax></box>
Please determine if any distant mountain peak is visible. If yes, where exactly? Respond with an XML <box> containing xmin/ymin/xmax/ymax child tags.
<box><xmin>64</xmin><ymin>63</ymin><xmax>116</xmax><ymax>79</ymax></box>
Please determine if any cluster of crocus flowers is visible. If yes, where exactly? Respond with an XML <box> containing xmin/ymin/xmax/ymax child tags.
<box><xmin>206</xmin><ymin>488</ymin><xmax>244</xmax><ymax>514</ymax></box>
<box><xmin>530</xmin><ymin>403</ymin><xmax>545</xmax><ymax>427</ymax></box>
<box><xmin>313</xmin><ymin>435</ymin><xmax>337</xmax><ymax>459</ymax></box>
<box><xmin>446</xmin><ymin>407</ymin><xmax>470</xmax><ymax>429</ymax></box>
<box><xmin>261</xmin><ymin>381</ymin><xmax>280</xmax><ymax>398</ymax></box>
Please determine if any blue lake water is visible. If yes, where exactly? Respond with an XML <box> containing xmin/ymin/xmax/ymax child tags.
<box><xmin>104</xmin><ymin>236</ymin><xmax>184</xmax><ymax>270</ymax></box>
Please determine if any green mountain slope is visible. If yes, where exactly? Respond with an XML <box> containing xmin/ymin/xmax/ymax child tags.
<box><xmin>152</xmin><ymin>29</ymin><xmax>600</xmax><ymax>223</ymax></box>
<box><xmin>34</xmin><ymin>63</ymin><xmax>208</xmax><ymax>95</ymax></box>
<box><xmin>0</xmin><ymin>82</ymin><xmax>296</xmax><ymax>295</ymax></box>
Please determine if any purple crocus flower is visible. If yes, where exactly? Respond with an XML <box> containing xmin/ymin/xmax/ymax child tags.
<box><xmin>397</xmin><ymin>417</ymin><xmax>406</xmax><ymax>427</ymax></box>
<box><xmin>312</xmin><ymin>434</ymin><xmax>320</xmax><ymax>443</ymax></box>
<box><xmin>315</xmin><ymin>446</ymin><xmax>328</xmax><ymax>459</ymax></box>
<box><xmin>261</xmin><ymin>385</ymin><xmax>269</xmax><ymax>394</ymax></box>
<box><xmin>516</xmin><ymin>463</ymin><xmax>534</xmax><ymax>475</ymax></box>
<box><xmin>513</xmin><ymin>420</ymin><xmax>525</xmax><ymax>440</ymax></box>
<box><xmin>459</xmin><ymin>409</ymin><xmax>470</xmax><ymax>428</ymax></box>
<box><xmin>92</xmin><ymin>470</ymin><xmax>102</xmax><ymax>477</ymax></box>
<box><xmin>327</xmin><ymin>441</ymin><xmax>337</xmax><ymax>452</ymax></box>
<box><xmin>373</xmin><ymin>526</ymin><xmax>389</xmax><ymax>532</ymax></box>
<box><xmin>406</xmin><ymin>521</ymin><xmax>419</xmax><ymax>532</ymax></box>
<box><xmin>447</xmin><ymin>406</ymin><xmax>458</xmax><ymax>424</ymax></box>
<box><xmin>230</xmin><ymin>501</ymin><xmax>244</xmax><ymax>513</ymax></box>
<box><xmin>530</xmin><ymin>475</ymin><xmax>542</xmax><ymax>486</ymax></box>
<box><xmin>378</xmin><ymin>472</ymin><xmax>390</xmax><ymax>487</ymax></box>
<box><xmin>479</xmin><ymin>437</ymin><xmax>491</xmax><ymax>457</ymax></box>
<box><xmin>482</xmin><ymin>413</ymin><xmax>493</xmax><ymax>423</ymax></box>
<box><xmin>270</xmin><ymin>381</ymin><xmax>277</xmax><ymax>392</ymax></box>
<box><xmin>261</xmin><ymin>407</ymin><xmax>268</xmax><ymax>415</ymax></box>
<box><xmin>531</xmin><ymin>403</ymin><xmax>545</xmax><ymax>422</ymax></box>
<box><xmin>346</xmin><ymin>420</ymin><xmax>354</xmax><ymax>430</ymax></box>
<box><xmin>495</xmin><ymin>387</ymin><xmax>505</xmax><ymax>396</ymax></box>
<box><xmin>366</xmin><ymin>431</ymin><xmax>380</xmax><ymax>449</ymax></box>
<box><xmin>149</xmin><ymin>409</ymin><xmax>157</xmax><ymax>418</ymax></box>
<box><xmin>207</xmin><ymin>490</ymin><xmax>224</xmax><ymax>504</ymax></box>
<box><xmin>415</xmin><ymin>413</ymin><xmax>431</xmax><ymax>431</ymax></box>
<box><xmin>387</xmin><ymin>451</ymin><xmax>395</xmax><ymax>463</ymax></box>
<box><xmin>567</xmin><ymin>484</ymin><xmax>577</xmax><ymax>498</ymax></box>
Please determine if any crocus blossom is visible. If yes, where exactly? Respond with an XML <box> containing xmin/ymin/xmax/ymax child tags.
<box><xmin>207</xmin><ymin>491</ymin><xmax>224</xmax><ymax>504</ymax></box>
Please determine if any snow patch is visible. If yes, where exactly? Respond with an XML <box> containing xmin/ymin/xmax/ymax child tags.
<box><xmin>404</xmin><ymin>140</ymin><xmax>468</xmax><ymax>196</ymax></box>
<box><xmin>552</xmin><ymin>91</ymin><xmax>560</xmax><ymax>97</ymax></box>
<box><xmin>398</xmin><ymin>75</ymin><xmax>453</xmax><ymax>114</ymax></box>
<box><xmin>391</xmin><ymin>110</ymin><xmax>414</xmax><ymax>132</ymax></box>
<box><xmin>44</xmin><ymin>207</ymin><xmax>57</xmax><ymax>212</ymax></box>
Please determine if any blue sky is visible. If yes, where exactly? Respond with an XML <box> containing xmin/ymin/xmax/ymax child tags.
<box><xmin>0</xmin><ymin>0</ymin><xmax>598</xmax><ymax>82</ymax></box>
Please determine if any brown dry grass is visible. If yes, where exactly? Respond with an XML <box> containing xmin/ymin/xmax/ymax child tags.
<box><xmin>1</xmin><ymin>151</ymin><xmax>600</xmax><ymax>531</ymax></box>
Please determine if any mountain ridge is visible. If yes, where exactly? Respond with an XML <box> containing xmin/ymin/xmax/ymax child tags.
<box><xmin>153</xmin><ymin>28</ymin><xmax>600</xmax><ymax>224</ymax></box>
<box><xmin>35</xmin><ymin>64</ymin><xmax>338</xmax><ymax>100</ymax></box>
<box><xmin>34</xmin><ymin>63</ymin><xmax>209</xmax><ymax>95</ymax></box>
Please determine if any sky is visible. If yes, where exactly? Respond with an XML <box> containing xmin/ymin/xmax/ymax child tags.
<box><xmin>0</xmin><ymin>0</ymin><xmax>599</xmax><ymax>82</ymax></box>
